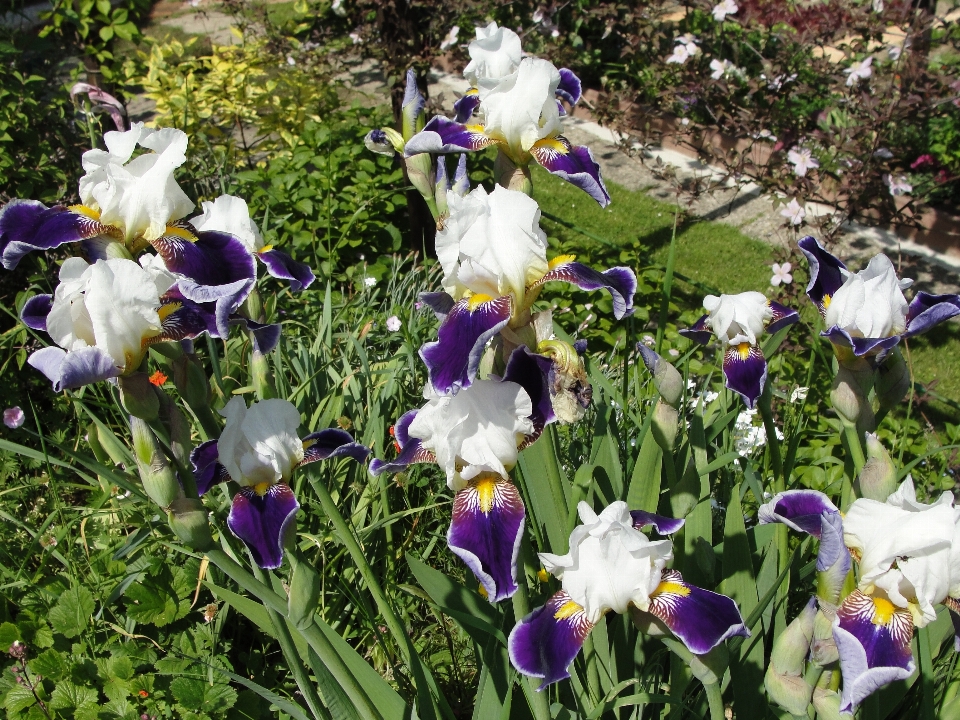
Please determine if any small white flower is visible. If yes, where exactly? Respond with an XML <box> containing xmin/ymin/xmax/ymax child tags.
<box><xmin>709</xmin><ymin>59</ymin><xmax>731</xmax><ymax>80</ymax></box>
<box><xmin>386</xmin><ymin>315</ymin><xmax>402</xmax><ymax>332</ymax></box>
<box><xmin>642</xmin><ymin>335</ymin><xmax>655</xmax><ymax>347</ymax></box>
<box><xmin>872</xmin><ymin>0</ymin><xmax>883</xmax><ymax>11</ymax></box>
<box><xmin>780</xmin><ymin>198</ymin><xmax>806</xmax><ymax>226</ymax></box>
<box><xmin>888</xmin><ymin>44</ymin><xmax>902</xmax><ymax>60</ymax></box>
<box><xmin>667</xmin><ymin>35</ymin><xmax>700</xmax><ymax>65</ymax></box>
<box><xmin>712</xmin><ymin>0</ymin><xmax>739</xmax><ymax>22</ymax></box>
<box><xmin>3</xmin><ymin>407</ymin><xmax>24</xmax><ymax>429</ymax></box>
<box><xmin>844</xmin><ymin>57</ymin><xmax>873</xmax><ymax>87</ymax></box>
<box><xmin>667</xmin><ymin>45</ymin><xmax>692</xmax><ymax>65</ymax></box>
<box><xmin>349</xmin><ymin>31</ymin><xmax>362</xmax><ymax>44</ymax></box>
<box><xmin>668</xmin><ymin>348</ymin><xmax>680</xmax><ymax>357</ymax></box>
<box><xmin>364</xmin><ymin>276</ymin><xmax>377</xmax><ymax>287</ymax></box>
<box><xmin>756</xmin><ymin>129</ymin><xmax>778</xmax><ymax>142</ymax></box>
<box><xmin>770</xmin><ymin>262</ymin><xmax>793</xmax><ymax>286</ymax></box>
<box><xmin>874</xmin><ymin>148</ymin><xmax>894</xmax><ymax>160</ymax></box>
<box><xmin>766</xmin><ymin>74</ymin><xmax>797</xmax><ymax>91</ymax></box>
<box><xmin>787</xmin><ymin>147</ymin><xmax>819</xmax><ymax>177</ymax></box>
<box><xmin>790</xmin><ymin>386</ymin><xmax>809</xmax><ymax>403</ymax></box>
<box><xmin>884</xmin><ymin>173</ymin><xmax>913</xmax><ymax>197</ymax></box>
<box><xmin>440</xmin><ymin>25</ymin><xmax>460</xmax><ymax>51</ymax></box>
<box><xmin>331</xmin><ymin>0</ymin><xmax>346</xmax><ymax>15</ymax></box>
<box><xmin>286</xmin><ymin>55</ymin><xmax>296</xmax><ymax>66</ymax></box>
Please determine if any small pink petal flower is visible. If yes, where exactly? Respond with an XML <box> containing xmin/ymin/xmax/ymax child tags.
<box><xmin>386</xmin><ymin>316</ymin><xmax>402</xmax><ymax>332</ymax></box>
<box><xmin>3</xmin><ymin>407</ymin><xmax>24</xmax><ymax>429</ymax></box>
<box><xmin>770</xmin><ymin>262</ymin><xmax>793</xmax><ymax>286</ymax></box>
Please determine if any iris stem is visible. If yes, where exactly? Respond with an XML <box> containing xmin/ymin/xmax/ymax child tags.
<box><xmin>842</xmin><ymin>423</ymin><xmax>866</xmax><ymax>511</ymax></box>
<box><xmin>655</xmin><ymin>204</ymin><xmax>680</xmax><ymax>355</ymax></box>
<box><xmin>252</xmin><ymin>565</ymin><xmax>330</xmax><ymax>720</ymax></box>
<box><xmin>918</xmin><ymin>625</ymin><xmax>936</xmax><ymax>720</ymax></box>
<box><xmin>703</xmin><ymin>681</ymin><xmax>725</xmax><ymax>720</ymax></box>
<box><xmin>758</xmin><ymin>383</ymin><xmax>783</xmax><ymax>487</ymax></box>
<box><xmin>204</xmin><ymin>547</ymin><xmax>383</xmax><ymax>720</ymax></box>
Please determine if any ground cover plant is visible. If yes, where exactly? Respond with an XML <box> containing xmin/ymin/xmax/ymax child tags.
<box><xmin>1</xmin><ymin>3</ymin><xmax>960</xmax><ymax>720</ymax></box>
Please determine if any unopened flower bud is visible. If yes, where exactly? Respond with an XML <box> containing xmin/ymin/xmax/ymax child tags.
<box><xmin>287</xmin><ymin>556</ymin><xmax>322</xmax><ymax>630</ymax></box>
<box><xmin>810</xmin><ymin>608</ymin><xmax>839</xmax><ymax>666</ymax></box>
<box><xmin>765</xmin><ymin>598</ymin><xmax>816</xmax><ymax>715</ymax></box>
<box><xmin>404</xmin><ymin>153</ymin><xmax>439</xmax><ymax>217</ymax></box>
<box><xmin>435</xmin><ymin>156</ymin><xmax>451</xmax><ymax>218</ymax></box>
<box><xmin>538</xmin><ymin>340</ymin><xmax>591</xmax><ymax>423</ymax></box>
<box><xmin>651</xmin><ymin>400</ymin><xmax>679</xmax><ymax>453</ymax></box>
<box><xmin>856</xmin><ymin>433</ymin><xmax>897</xmax><ymax>501</ymax></box>
<box><xmin>167</xmin><ymin>497</ymin><xmax>213</xmax><ymax>551</ymax></box>
<box><xmin>638</xmin><ymin>344</ymin><xmax>683</xmax><ymax>408</ymax></box>
<box><xmin>364</xmin><ymin>127</ymin><xmax>403</xmax><ymax>156</ymax></box>
<box><xmin>119</xmin><ymin>372</ymin><xmax>160</xmax><ymax>421</ymax></box>
<box><xmin>131</xmin><ymin>417</ymin><xmax>185</xmax><ymax>509</ymax></box>
<box><xmin>830</xmin><ymin>364</ymin><xmax>871</xmax><ymax>427</ymax></box>
<box><xmin>812</xmin><ymin>686</ymin><xmax>842</xmax><ymax>720</ymax></box>
<box><xmin>401</xmin><ymin>68</ymin><xmax>426</xmax><ymax>141</ymax></box>
<box><xmin>875</xmin><ymin>347</ymin><xmax>910</xmax><ymax>414</ymax></box>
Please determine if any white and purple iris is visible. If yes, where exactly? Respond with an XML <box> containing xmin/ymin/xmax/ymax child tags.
<box><xmin>509</xmin><ymin>501</ymin><xmax>748</xmax><ymax>689</ymax></box>
<box><xmin>760</xmin><ymin>479</ymin><xmax>960</xmax><ymax>714</ymax></box>
<box><xmin>420</xmin><ymin>184</ymin><xmax>635</xmax><ymax>395</ymax></box>
<box><xmin>799</xmin><ymin>237</ymin><xmax>960</xmax><ymax>362</ymax></box>
<box><xmin>0</xmin><ymin>124</ymin><xmax>314</xmax><ymax>357</ymax></box>
<box><xmin>190</xmin><ymin>397</ymin><xmax>369</xmax><ymax>569</ymax></box>
<box><xmin>680</xmin><ymin>291</ymin><xmax>799</xmax><ymax>408</ymax></box>
<box><xmin>403</xmin><ymin>23</ymin><xmax>606</xmax><ymax>206</ymax></box>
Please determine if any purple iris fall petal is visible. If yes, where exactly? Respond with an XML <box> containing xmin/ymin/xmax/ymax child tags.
<box><xmin>821</xmin><ymin>326</ymin><xmax>902</xmax><ymax>360</ymax></box>
<box><xmin>502</xmin><ymin>346</ymin><xmax>555</xmax><ymax>442</ymax></box>
<box><xmin>227</xmin><ymin>316</ymin><xmax>282</xmax><ymax>354</ymax></box>
<box><xmin>758</xmin><ymin>489</ymin><xmax>839</xmax><ymax>537</ymax></box>
<box><xmin>420</xmin><ymin>295</ymin><xmax>512</xmax><ymax>395</ymax></box>
<box><xmin>448</xmin><ymin>476</ymin><xmax>525</xmax><ymax>602</ymax></box>
<box><xmin>178</xmin><ymin>277</ymin><xmax>255</xmax><ymax>340</ymax></box>
<box><xmin>28</xmin><ymin>346</ymin><xmax>120</xmax><ymax>391</ymax></box>
<box><xmin>152</xmin><ymin>228</ymin><xmax>256</xmax><ymax>289</ymax></box>
<box><xmin>798</xmin><ymin>235</ymin><xmax>847</xmax><ymax>314</ymax></box>
<box><xmin>0</xmin><ymin>200</ymin><xmax>119</xmax><ymax>270</ymax></box>
<box><xmin>190</xmin><ymin>439</ymin><xmax>230</xmax><ymax>495</ymax></box>
<box><xmin>833</xmin><ymin>591</ymin><xmax>915</xmax><ymax>714</ymax></box>
<box><xmin>529</xmin><ymin>137</ymin><xmax>610</xmax><ymax>207</ymax></box>
<box><xmin>533</xmin><ymin>261</ymin><xmax>635</xmax><ymax>319</ymax></box>
<box><xmin>722</xmin><ymin>343</ymin><xmax>767</xmax><ymax>409</ymax></box>
<box><xmin>767</xmin><ymin>301</ymin><xmax>800</xmax><ymax>333</ymax></box>
<box><xmin>418</xmin><ymin>291</ymin><xmax>455</xmax><ymax>320</ymax></box>
<box><xmin>21</xmin><ymin>294</ymin><xmax>52</xmax><ymax>332</ymax></box>
<box><xmin>630</xmin><ymin>510</ymin><xmax>685</xmax><ymax>535</ymax></box>
<box><xmin>257</xmin><ymin>249</ymin><xmax>315</xmax><ymax>292</ymax></box>
<box><xmin>452</xmin><ymin>154</ymin><xmax>470</xmax><ymax>196</ymax></box>
<box><xmin>508</xmin><ymin>590</ymin><xmax>595</xmax><ymax>690</ymax></box>
<box><xmin>404</xmin><ymin>116</ymin><xmax>493</xmax><ymax>156</ymax></box>
<box><xmin>679</xmin><ymin>314</ymin><xmax>712</xmax><ymax>345</ymax></box>
<box><xmin>227</xmin><ymin>483</ymin><xmax>300</xmax><ymax>570</ymax></box>
<box><xmin>300</xmin><ymin>428</ymin><xmax>370</xmax><ymax>466</ymax></box>
<box><xmin>556</xmin><ymin>68</ymin><xmax>583</xmax><ymax>106</ymax></box>
<box><xmin>453</xmin><ymin>92</ymin><xmax>481</xmax><ymax>123</ymax></box>
<box><xmin>370</xmin><ymin>409</ymin><xmax>436</xmax><ymax>476</ymax></box>
<box><xmin>904</xmin><ymin>291</ymin><xmax>960</xmax><ymax>338</ymax></box>
<box><xmin>646</xmin><ymin>569</ymin><xmax>750</xmax><ymax>654</ymax></box>
<box><xmin>155</xmin><ymin>298</ymin><xmax>212</xmax><ymax>344</ymax></box>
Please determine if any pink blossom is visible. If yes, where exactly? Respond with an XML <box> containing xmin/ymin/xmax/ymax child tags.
<box><xmin>770</xmin><ymin>262</ymin><xmax>793</xmax><ymax>286</ymax></box>
<box><xmin>3</xmin><ymin>407</ymin><xmax>24</xmax><ymax>429</ymax></box>
<box><xmin>780</xmin><ymin>198</ymin><xmax>806</xmax><ymax>225</ymax></box>
<box><xmin>712</xmin><ymin>0</ymin><xmax>738</xmax><ymax>22</ymax></box>
<box><xmin>787</xmin><ymin>147</ymin><xmax>820</xmax><ymax>177</ymax></box>
<box><xmin>844</xmin><ymin>57</ymin><xmax>873</xmax><ymax>87</ymax></box>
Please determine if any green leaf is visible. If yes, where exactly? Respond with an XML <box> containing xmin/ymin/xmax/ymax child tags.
<box><xmin>49</xmin><ymin>584</ymin><xmax>95</xmax><ymax>639</ymax></box>
<box><xmin>125</xmin><ymin>580</ymin><xmax>181</xmax><ymax>627</ymax></box>
<box><xmin>171</xmin><ymin>677</ymin><xmax>237</xmax><ymax>713</ymax></box>
<box><xmin>0</xmin><ymin>622</ymin><xmax>20</xmax><ymax>647</ymax></box>
<box><xmin>49</xmin><ymin>680</ymin><xmax>98</xmax><ymax>712</ymax></box>
<box><xmin>518</xmin><ymin>426</ymin><xmax>570</xmax><ymax>554</ymax></box>
<box><xmin>625</xmin><ymin>412</ymin><xmax>660</xmax><ymax>513</ymax></box>
<box><xmin>29</xmin><ymin>649</ymin><xmax>69</xmax><ymax>681</ymax></box>
<box><xmin>4</xmin><ymin>685</ymin><xmax>37</xmax><ymax>713</ymax></box>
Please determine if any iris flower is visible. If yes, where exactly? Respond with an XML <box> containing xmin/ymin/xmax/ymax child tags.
<box><xmin>680</xmin><ymin>292</ymin><xmax>798</xmax><ymax>408</ymax></box>
<box><xmin>799</xmin><ymin>237</ymin><xmax>960</xmax><ymax>362</ymax></box>
<box><xmin>191</xmin><ymin>397</ymin><xmax>369</xmax><ymax>569</ymax></box>
<box><xmin>760</xmin><ymin>479</ymin><xmax>960</xmax><ymax>714</ymax></box>
<box><xmin>420</xmin><ymin>184</ymin><xmax>635</xmax><ymax>395</ymax></box>
<box><xmin>510</xmin><ymin>501</ymin><xmax>748</xmax><ymax>689</ymax></box>
<box><xmin>21</xmin><ymin>256</ymin><xmax>208</xmax><ymax>391</ymax></box>
<box><xmin>370</xmin><ymin>348</ymin><xmax>553</xmax><ymax>601</ymax></box>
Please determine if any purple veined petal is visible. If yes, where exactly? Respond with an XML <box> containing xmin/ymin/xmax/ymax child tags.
<box><xmin>798</xmin><ymin>235</ymin><xmax>847</xmax><ymax>315</ymax></box>
<box><xmin>0</xmin><ymin>200</ymin><xmax>119</xmax><ymax>270</ymax></box>
<box><xmin>418</xmin><ymin>291</ymin><xmax>455</xmax><ymax>320</ymax></box>
<box><xmin>257</xmin><ymin>249</ymin><xmax>315</xmax><ymax>292</ymax></box>
<box><xmin>821</xmin><ymin>326</ymin><xmax>902</xmax><ymax>360</ymax></box>
<box><xmin>508</xmin><ymin>590</ymin><xmax>595</xmax><ymax>690</ymax></box>
<box><xmin>21</xmin><ymin>294</ymin><xmax>52</xmax><ymax>332</ymax></box>
<box><xmin>532</xmin><ymin>260</ymin><xmax>635</xmax><ymax>319</ymax></box>
<box><xmin>645</xmin><ymin>569</ymin><xmax>750</xmax><ymax>654</ymax></box>
<box><xmin>401</xmin><ymin>68</ymin><xmax>425</xmax><ymax>138</ymax></box>
<box><xmin>300</xmin><ymin>428</ymin><xmax>370</xmax><ymax>466</ymax></box>
<box><xmin>630</xmin><ymin>510</ymin><xmax>685</xmax><ymax>535</ymax></box>
<box><xmin>162</xmin><ymin>285</ymin><xmax>219</xmax><ymax>338</ymax></box>
<box><xmin>722</xmin><ymin>343</ymin><xmax>767</xmax><ymax>409</ymax></box>
<box><xmin>556</xmin><ymin>99</ymin><xmax>567</xmax><ymax>117</ymax></box>
<box><xmin>817</xmin><ymin>511</ymin><xmax>852</xmax><ymax>603</ymax></box>
<box><xmin>227</xmin><ymin>316</ymin><xmax>282</xmax><ymax>354</ymax></box>
<box><xmin>757</xmin><ymin>489</ymin><xmax>839</xmax><ymax>537</ymax></box>
<box><xmin>70</xmin><ymin>82</ymin><xmax>125</xmax><ymax>112</ymax></box>
<box><xmin>178</xmin><ymin>277</ymin><xmax>255</xmax><ymax>340</ymax></box>
<box><xmin>152</xmin><ymin>297</ymin><xmax>212</xmax><ymax>345</ymax></box>
<box><xmin>370</xmin><ymin>409</ymin><xmax>438</xmax><ymax>476</ymax></box>
<box><xmin>530</xmin><ymin>136</ymin><xmax>611</xmax><ymax>208</ymax></box>
<box><xmin>556</xmin><ymin>68</ymin><xmax>583</xmax><ymax>106</ymax></box>
<box><xmin>27</xmin><ymin>346</ymin><xmax>120</xmax><ymax>392</ymax></box>
<box><xmin>227</xmin><ymin>482</ymin><xmax>300</xmax><ymax>570</ymax></box>
<box><xmin>679</xmin><ymin>314</ymin><xmax>712</xmax><ymax>345</ymax></box>
<box><xmin>97</xmin><ymin>105</ymin><xmax>126</xmax><ymax>133</ymax></box>
<box><xmin>453</xmin><ymin>91</ymin><xmax>481</xmax><ymax>124</ymax></box>
<box><xmin>190</xmin><ymin>439</ymin><xmax>231</xmax><ymax>495</ymax></box>
<box><xmin>944</xmin><ymin>598</ymin><xmax>960</xmax><ymax>652</ymax></box>
<box><xmin>448</xmin><ymin>475</ymin><xmax>525</xmax><ymax>602</ymax></box>
<box><xmin>404</xmin><ymin>117</ymin><xmax>494</xmax><ymax>156</ymax></box>
<box><xmin>151</xmin><ymin>226</ymin><xmax>256</xmax><ymax>289</ymax></box>
<box><xmin>452</xmin><ymin>154</ymin><xmax>470</xmax><ymax>196</ymax></box>
<box><xmin>833</xmin><ymin>590</ymin><xmax>915</xmax><ymax>715</ymax></box>
<box><xmin>435</xmin><ymin>155</ymin><xmax>450</xmax><ymax>194</ymax></box>
<box><xmin>767</xmin><ymin>301</ymin><xmax>800</xmax><ymax>334</ymax></box>
<box><xmin>502</xmin><ymin>346</ymin><xmax>555</xmax><ymax>444</ymax></box>
<box><xmin>904</xmin><ymin>292</ymin><xmax>960</xmax><ymax>338</ymax></box>
<box><xmin>420</xmin><ymin>295</ymin><xmax>512</xmax><ymax>395</ymax></box>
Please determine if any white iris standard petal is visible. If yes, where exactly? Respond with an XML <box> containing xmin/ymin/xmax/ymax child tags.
<box><xmin>703</xmin><ymin>291</ymin><xmax>772</xmax><ymax>346</ymax></box>
<box><xmin>463</xmin><ymin>21</ymin><xmax>522</xmax><ymax>85</ymax></box>
<box><xmin>217</xmin><ymin>397</ymin><xmax>304</xmax><ymax>487</ymax></box>
<box><xmin>539</xmin><ymin>501</ymin><xmax>673</xmax><ymax>623</ymax></box>
<box><xmin>191</xmin><ymin>194</ymin><xmax>265</xmax><ymax>253</ymax></box>
<box><xmin>408</xmin><ymin>379</ymin><xmax>534</xmax><ymax>491</ymax></box>
<box><xmin>843</xmin><ymin>477</ymin><xmax>956</xmax><ymax>626</ymax></box>
<box><xmin>824</xmin><ymin>254</ymin><xmax>911</xmax><ymax>339</ymax></box>
<box><xmin>481</xmin><ymin>57</ymin><xmax>562</xmax><ymax>157</ymax></box>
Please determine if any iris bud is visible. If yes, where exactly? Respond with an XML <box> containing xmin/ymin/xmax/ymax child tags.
<box><xmin>856</xmin><ymin>433</ymin><xmax>897</xmax><ymax>501</ymax></box>
<box><xmin>875</xmin><ymin>347</ymin><xmax>910</xmax><ymax>414</ymax></box>
<box><xmin>119</xmin><ymin>372</ymin><xmax>160</xmax><ymax>421</ymax></box>
<box><xmin>812</xmin><ymin>686</ymin><xmax>842</xmax><ymax>720</ymax></box>
<box><xmin>364</xmin><ymin>127</ymin><xmax>403</xmax><ymax>156</ymax></box>
<box><xmin>810</xmin><ymin>608</ymin><xmax>839</xmax><ymax>666</ymax></box>
<box><xmin>765</xmin><ymin>598</ymin><xmax>816</xmax><ymax>715</ymax></box>
<box><xmin>404</xmin><ymin>153</ymin><xmax>439</xmax><ymax>218</ymax></box>
<box><xmin>130</xmin><ymin>417</ymin><xmax>184</xmax><ymax>509</ymax></box>
<box><xmin>167</xmin><ymin>498</ymin><xmax>213</xmax><ymax>551</ymax></box>
<box><xmin>288</xmin><ymin>556</ymin><xmax>322</xmax><ymax>630</ymax></box>
<box><xmin>830</xmin><ymin>364</ymin><xmax>872</xmax><ymax>428</ymax></box>
<box><xmin>651</xmin><ymin>400</ymin><xmax>679</xmax><ymax>453</ymax></box>
<box><xmin>637</xmin><ymin>345</ymin><xmax>683</xmax><ymax>409</ymax></box>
